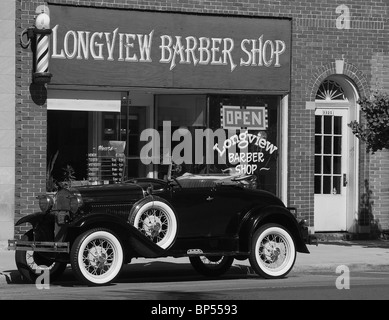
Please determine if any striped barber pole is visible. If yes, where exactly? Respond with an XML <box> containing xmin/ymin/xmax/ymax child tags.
<box><xmin>36</xmin><ymin>33</ymin><xmax>49</xmax><ymax>73</ymax></box>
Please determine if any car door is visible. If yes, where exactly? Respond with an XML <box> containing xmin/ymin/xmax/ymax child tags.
<box><xmin>170</xmin><ymin>182</ymin><xmax>217</xmax><ymax>237</ymax></box>
<box><xmin>170</xmin><ymin>181</ymin><xmax>247</xmax><ymax>238</ymax></box>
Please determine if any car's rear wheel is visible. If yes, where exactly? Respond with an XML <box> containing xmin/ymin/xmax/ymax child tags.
<box><xmin>129</xmin><ymin>200</ymin><xmax>177</xmax><ymax>249</ymax></box>
<box><xmin>249</xmin><ymin>223</ymin><xmax>296</xmax><ymax>279</ymax></box>
<box><xmin>189</xmin><ymin>256</ymin><xmax>234</xmax><ymax>277</ymax></box>
<box><xmin>70</xmin><ymin>228</ymin><xmax>124</xmax><ymax>286</ymax></box>
<box><xmin>15</xmin><ymin>230</ymin><xmax>67</xmax><ymax>283</ymax></box>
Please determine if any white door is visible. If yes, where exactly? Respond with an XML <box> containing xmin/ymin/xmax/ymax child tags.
<box><xmin>314</xmin><ymin>108</ymin><xmax>349</xmax><ymax>231</ymax></box>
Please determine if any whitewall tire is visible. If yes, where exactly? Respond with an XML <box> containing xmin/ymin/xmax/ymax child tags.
<box><xmin>70</xmin><ymin>228</ymin><xmax>124</xmax><ymax>285</ymax></box>
<box><xmin>249</xmin><ymin>223</ymin><xmax>296</xmax><ymax>279</ymax></box>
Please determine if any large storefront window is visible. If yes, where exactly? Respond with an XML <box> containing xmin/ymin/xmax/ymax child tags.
<box><xmin>47</xmin><ymin>92</ymin><xmax>150</xmax><ymax>188</ymax></box>
<box><xmin>47</xmin><ymin>92</ymin><xmax>280</xmax><ymax>195</ymax></box>
<box><xmin>155</xmin><ymin>94</ymin><xmax>280</xmax><ymax>195</ymax></box>
<box><xmin>208</xmin><ymin>95</ymin><xmax>280</xmax><ymax>194</ymax></box>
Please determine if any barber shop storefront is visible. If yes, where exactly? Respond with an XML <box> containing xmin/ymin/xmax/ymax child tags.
<box><xmin>12</xmin><ymin>0</ymin><xmax>387</xmax><ymax>241</ymax></box>
<box><xmin>46</xmin><ymin>5</ymin><xmax>291</xmax><ymax>197</ymax></box>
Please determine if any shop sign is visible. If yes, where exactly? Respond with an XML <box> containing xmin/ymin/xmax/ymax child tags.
<box><xmin>221</xmin><ymin>106</ymin><xmax>268</xmax><ymax>130</ymax></box>
<box><xmin>49</xmin><ymin>5</ymin><xmax>291</xmax><ymax>92</ymax></box>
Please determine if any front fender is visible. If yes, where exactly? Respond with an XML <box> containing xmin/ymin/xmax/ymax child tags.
<box><xmin>15</xmin><ymin>211</ymin><xmax>53</xmax><ymax>227</ymax></box>
<box><xmin>238</xmin><ymin>205</ymin><xmax>309</xmax><ymax>254</ymax></box>
<box><xmin>70</xmin><ymin>212</ymin><xmax>167</xmax><ymax>258</ymax></box>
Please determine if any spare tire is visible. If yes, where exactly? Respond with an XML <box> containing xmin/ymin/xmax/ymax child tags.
<box><xmin>129</xmin><ymin>197</ymin><xmax>178</xmax><ymax>249</ymax></box>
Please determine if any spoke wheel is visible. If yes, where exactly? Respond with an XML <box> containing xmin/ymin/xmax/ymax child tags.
<box><xmin>15</xmin><ymin>230</ymin><xmax>67</xmax><ymax>283</ymax></box>
<box><xmin>249</xmin><ymin>223</ymin><xmax>296</xmax><ymax>279</ymax></box>
<box><xmin>189</xmin><ymin>256</ymin><xmax>234</xmax><ymax>277</ymax></box>
<box><xmin>130</xmin><ymin>200</ymin><xmax>177</xmax><ymax>249</ymax></box>
<box><xmin>70</xmin><ymin>228</ymin><xmax>123</xmax><ymax>285</ymax></box>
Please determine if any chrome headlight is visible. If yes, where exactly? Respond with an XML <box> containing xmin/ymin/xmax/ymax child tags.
<box><xmin>38</xmin><ymin>195</ymin><xmax>54</xmax><ymax>213</ymax></box>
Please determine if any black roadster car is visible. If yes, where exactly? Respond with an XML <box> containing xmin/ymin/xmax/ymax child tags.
<box><xmin>8</xmin><ymin>167</ymin><xmax>312</xmax><ymax>285</ymax></box>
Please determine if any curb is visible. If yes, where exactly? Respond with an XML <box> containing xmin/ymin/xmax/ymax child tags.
<box><xmin>292</xmin><ymin>263</ymin><xmax>389</xmax><ymax>273</ymax></box>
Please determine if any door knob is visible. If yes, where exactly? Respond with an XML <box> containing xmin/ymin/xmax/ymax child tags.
<box><xmin>343</xmin><ymin>173</ymin><xmax>348</xmax><ymax>187</ymax></box>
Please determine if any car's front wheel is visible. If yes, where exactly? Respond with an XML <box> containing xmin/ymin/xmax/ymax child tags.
<box><xmin>15</xmin><ymin>230</ymin><xmax>67</xmax><ymax>283</ymax></box>
<box><xmin>249</xmin><ymin>223</ymin><xmax>296</xmax><ymax>279</ymax></box>
<box><xmin>70</xmin><ymin>228</ymin><xmax>124</xmax><ymax>286</ymax></box>
<box><xmin>189</xmin><ymin>256</ymin><xmax>234</xmax><ymax>277</ymax></box>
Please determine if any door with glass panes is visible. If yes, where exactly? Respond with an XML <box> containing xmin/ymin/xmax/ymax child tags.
<box><xmin>314</xmin><ymin>108</ymin><xmax>348</xmax><ymax>231</ymax></box>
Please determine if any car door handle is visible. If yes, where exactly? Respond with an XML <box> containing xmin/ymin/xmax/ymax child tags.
<box><xmin>206</xmin><ymin>196</ymin><xmax>214</xmax><ymax>201</ymax></box>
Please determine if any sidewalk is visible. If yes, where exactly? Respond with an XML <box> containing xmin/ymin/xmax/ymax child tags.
<box><xmin>1</xmin><ymin>239</ymin><xmax>388</xmax><ymax>286</ymax></box>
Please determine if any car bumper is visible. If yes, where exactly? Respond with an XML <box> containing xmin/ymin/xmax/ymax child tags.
<box><xmin>8</xmin><ymin>239</ymin><xmax>70</xmax><ymax>253</ymax></box>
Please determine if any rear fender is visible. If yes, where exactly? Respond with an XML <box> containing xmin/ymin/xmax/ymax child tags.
<box><xmin>239</xmin><ymin>206</ymin><xmax>309</xmax><ymax>254</ymax></box>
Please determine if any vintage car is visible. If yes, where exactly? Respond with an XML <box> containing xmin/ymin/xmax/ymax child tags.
<box><xmin>8</xmin><ymin>166</ymin><xmax>312</xmax><ymax>286</ymax></box>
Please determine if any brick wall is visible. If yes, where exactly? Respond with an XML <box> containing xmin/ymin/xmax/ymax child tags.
<box><xmin>15</xmin><ymin>0</ymin><xmax>389</xmax><ymax>237</ymax></box>
<box><xmin>15</xmin><ymin>0</ymin><xmax>48</xmax><ymax>238</ymax></box>
<box><xmin>0</xmin><ymin>0</ymin><xmax>15</xmax><ymax>241</ymax></box>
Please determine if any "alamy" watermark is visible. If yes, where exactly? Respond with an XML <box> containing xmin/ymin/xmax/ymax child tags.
<box><xmin>139</xmin><ymin>121</ymin><xmax>278</xmax><ymax>175</ymax></box>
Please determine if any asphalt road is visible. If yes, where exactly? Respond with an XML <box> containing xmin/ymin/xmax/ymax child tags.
<box><xmin>1</xmin><ymin>262</ymin><xmax>389</xmax><ymax>301</ymax></box>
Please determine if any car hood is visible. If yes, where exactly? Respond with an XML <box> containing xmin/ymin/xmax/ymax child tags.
<box><xmin>70</xmin><ymin>182</ymin><xmax>146</xmax><ymax>205</ymax></box>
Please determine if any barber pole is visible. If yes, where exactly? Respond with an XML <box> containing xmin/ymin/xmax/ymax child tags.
<box><xmin>33</xmin><ymin>9</ymin><xmax>52</xmax><ymax>83</ymax></box>
<box><xmin>36</xmin><ymin>32</ymin><xmax>49</xmax><ymax>73</ymax></box>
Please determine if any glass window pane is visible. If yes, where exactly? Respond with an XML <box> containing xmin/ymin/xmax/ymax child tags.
<box><xmin>324</xmin><ymin>136</ymin><xmax>332</xmax><ymax>154</ymax></box>
<box><xmin>315</xmin><ymin>116</ymin><xmax>322</xmax><ymax>134</ymax></box>
<box><xmin>334</xmin><ymin>116</ymin><xmax>342</xmax><ymax>134</ymax></box>
<box><xmin>126</xmin><ymin>159</ymin><xmax>141</xmax><ymax>179</ymax></box>
<box><xmin>323</xmin><ymin>156</ymin><xmax>331</xmax><ymax>174</ymax></box>
<box><xmin>333</xmin><ymin>136</ymin><xmax>341</xmax><ymax>154</ymax></box>
<box><xmin>315</xmin><ymin>156</ymin><xmax>322</xmax><ymax>173</ymax></box>
<box><xmin>333</xmin><ymin>156</ymin><xmax>341</xmax><ymax>174</ymax></box>
<box><xmin>323</xmin><ymin>176</ymin><xmax>331</xmax><ymax>194</ymax></box>
<box><xmin>315</xmin><ymin>136</ymin><xmax>322</xmax><ymax>154</ymax></box>
<box><xmin>333</xmin><ymin>176</ymin><xmax>341</xmax><ymax>194</ymax></box>
<box><xmin>128</xmin><ymin>136</ymin><xmax>139</xmax><ymax>156</ymax></box>
<box><xmin>324</xmin><ymin>116</ymin><xmax>332</xmax><ymax>134</ymax></box>
<box><xmin>314</xmin><ymin>176</ymin><xmax>321</xmax><ymax>194</ymax></box>
<box><xmin>128</xmin><ymin>115</ymin><xmax>139</xmax><ymax>133</ymax></box>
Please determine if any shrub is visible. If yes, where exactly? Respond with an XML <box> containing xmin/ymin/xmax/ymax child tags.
<box><xmin>348</xmin><ymin>91</ymin><xmax>389</xmax><ymax>154</ymax></box>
